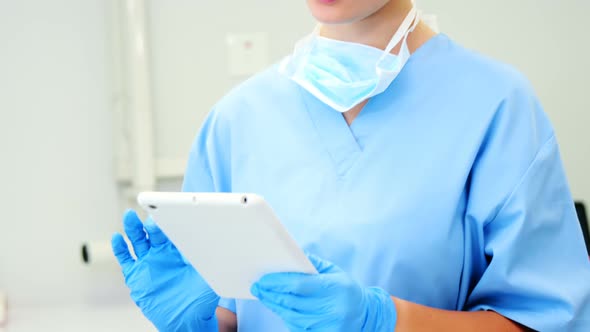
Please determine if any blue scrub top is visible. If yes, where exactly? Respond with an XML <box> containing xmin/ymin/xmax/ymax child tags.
<box><xmin>182</xmin><ymin>34</ymin><xmax>590</xmax><ymax>331</ymax></box>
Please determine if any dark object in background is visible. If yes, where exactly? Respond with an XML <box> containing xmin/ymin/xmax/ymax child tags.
<box><xmin>575</xmin><ymin>201</ymin><xmax>590</xmax><ymax>256</ymax></box>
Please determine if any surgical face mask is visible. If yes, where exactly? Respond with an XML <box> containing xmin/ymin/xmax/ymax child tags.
<box><xmin>280</xmin><ymin>6</ymin><xmax>419</xmax><ymax>113</ymax></box>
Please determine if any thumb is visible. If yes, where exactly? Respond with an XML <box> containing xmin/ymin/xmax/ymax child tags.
<box><xmin>307</xmin><ymin>254</ymin><xmax>341</xmax><ymax>274</ymax></box>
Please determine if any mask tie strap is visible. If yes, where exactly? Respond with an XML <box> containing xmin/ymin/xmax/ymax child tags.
<box><xmin>382</xmin><ymin>6</ymin><xmax>418</xmax><ymax>56</ymax></box>
<box><xmin>376</xmin><ymin>7</ymin><xmax>419</xmax><ymax>73</ymax></box>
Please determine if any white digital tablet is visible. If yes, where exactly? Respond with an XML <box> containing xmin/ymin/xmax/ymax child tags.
<box><xmin>137</xmin><ymin>192</ymin><xmax>317</xmax><ymax>300</ymax></box>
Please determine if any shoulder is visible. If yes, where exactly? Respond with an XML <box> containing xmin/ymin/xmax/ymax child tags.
<box><xmin>417</xmin><ymin>36</ymin><xmax>556</xmax><ymax>187</ymax></box>
<box><xmin>433</xmin><ymin>34</ymin><xmax>535</xmax><ymax>101</ymax></box>
<box><xmin>208</xmin><ymin>63</ymin><xmax>297</xmax><ymax>124</ymax></box>
<box><xmin>420</xmin><ymin>35</ymin><xmax>551</xmax><ymax>138</ymax></box>
<box><xmin>448</xmin><ymin>38</ymin><xmax>553</xmax><ymax>137</ymax></box>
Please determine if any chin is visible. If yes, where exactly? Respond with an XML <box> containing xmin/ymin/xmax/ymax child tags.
<box><xmin>306</xmin><ymin>0</ymin><xmax>359</xmax><ymax>24</ymax></box>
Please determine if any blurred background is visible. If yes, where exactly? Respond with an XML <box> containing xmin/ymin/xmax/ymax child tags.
<box><xmin>0</xmin><ymin>0</ymin><xmax>588</xmax><ymax>331</ymax></box>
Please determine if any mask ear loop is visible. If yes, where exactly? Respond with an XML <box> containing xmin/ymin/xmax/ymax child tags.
<box><xmin>400</xmin><ymin>9</ymin><xmax>421</xmax><ymax>55</ymax></box>
<box><xmin>376</xmin><ymin>7</ymin><xmax>420</xmax><ymax>74</ymax></box>
<box><xmin>382</xmin><ymin>6</ymin><xmax>418</xmax><ymax>56</ymax></box>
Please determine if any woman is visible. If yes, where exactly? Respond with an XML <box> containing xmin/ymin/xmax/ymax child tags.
<box><xmin>111</xmin><ymin>0</ymin><xmax>590</xmax><ymax>331</ymax></box>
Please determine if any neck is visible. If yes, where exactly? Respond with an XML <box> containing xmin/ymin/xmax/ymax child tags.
<box><xmin>319</xmin><ymin>1</ymin><xmax>414</xmax><ymax>50</ymax></box>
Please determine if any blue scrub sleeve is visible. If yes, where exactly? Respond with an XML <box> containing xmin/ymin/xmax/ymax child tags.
<box><xmin>463</xmin><ymin>79</ymin><xmax>590</xmax><ymax>331</ymax></box>
<box><xmin>182</xmin><ymin>108</ymin><xmax>237</xmax><ymax>314</ymax></box>
<box><xmin>181</xmin><ymin>107</ymin><xmax>231</xmax><ymax>194</ymax></box>
<box><xmin>218</xmin><ymin>297</ymin><xmax>237</xmax><ymax>313</ymax></box>
<box><xmin>467</xmin><ymin>136</ymin><xmax>590</xmax><ymax>331</ymax></box>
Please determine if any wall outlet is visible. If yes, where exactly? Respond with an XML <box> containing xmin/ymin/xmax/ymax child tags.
<box><xmin>226</xmin><ymin>32</ymin><xmax>269</xmax><ymax>76</ymax></box>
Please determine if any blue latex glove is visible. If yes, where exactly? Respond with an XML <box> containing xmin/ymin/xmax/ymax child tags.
<box><xmin>251</xmin><ymin>254</ymin><xmax>397</xmax><ymax>331</ymax></box>
<box><xmin>112</xmin><ymin>210</ymin><xmax>220</xmax><ymax>331</ymax></box>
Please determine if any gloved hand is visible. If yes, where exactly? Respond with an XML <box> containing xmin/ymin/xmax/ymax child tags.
<box><xmin>251</xmin><ymin>254</ymin><xmax>397</xmax><ymax>332</ymax></box>
<box><xmin>112</xmin><ymin>210</ymin><xmax>220</xmax><ymax>332</ymax></box>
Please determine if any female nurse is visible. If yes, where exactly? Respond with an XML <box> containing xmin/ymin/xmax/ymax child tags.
<box><xmin>111</xmin><ymin>0</ymin><xmax>590</xmax><ymax>331</ymax></box>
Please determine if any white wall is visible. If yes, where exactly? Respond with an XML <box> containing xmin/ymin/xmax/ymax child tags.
<box><xmin>146</xmin><ymin>0</ymin><xmax>315</xmax><ymax>165</ymax></box>
<box><xmin>0</xmin><ymin>0</ymin><xmax>314</xmax><ymax>311</ymax></box>
<box><xmin>0</xmin><ymin>0</ymin><xmax>125</xmax><ymax>307</ymax></box>
<box><xmin>0</xmin><ymin>0</ymin><xmax>588</xmax><ymax>317</ymax></box>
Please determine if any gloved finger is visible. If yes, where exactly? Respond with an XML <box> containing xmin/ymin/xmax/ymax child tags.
<box><xmin>307</xmin><ymin>254</ymin><xmax>341</xmax><ymax>274</ymax></box>
<box><xmin>111</xmin><ymin>232</ymin><xmax>135</xmax><ymax>271</ymax></box>
<box><xmin>143</xmin><ymin>217</ymin><xmax>170</xmax><ymax>247</ymax></box>
<box><xmin>251</xmin><ymin>284</ymin><xmax>323</xmax><ymax>314</ymax></box>
<box><xmin>123</xmin><ymin>209</ymin><xmax>151</xmax><ymax>258</ymax></box>
<box><xmin>255</xmin><ymin>272</ymin><xmax>322</xmax><ymax>295</ymax></box>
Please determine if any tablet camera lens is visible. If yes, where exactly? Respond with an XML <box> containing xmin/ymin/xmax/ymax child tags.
<box><xmin>148</xmin><ymin>204</ymin><xmax>157</xmax><ymax>210</ymax></box>
<box><xmin>241</xmin><ymin>196</ymin><xmax>248</xmax><ymax>204</ymax></box>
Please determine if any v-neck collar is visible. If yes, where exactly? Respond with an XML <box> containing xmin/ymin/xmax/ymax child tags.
<box><xmin>299</xmin><ymin>87</ymin><xmax>362</xmax><ymax>177</ymax></box>
<box><xmin>291</xmin><ymin>34</ymin><xmax>448</xmax><ymax>177</ymax></box>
